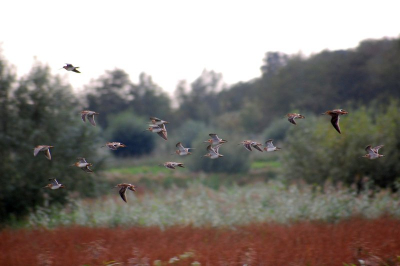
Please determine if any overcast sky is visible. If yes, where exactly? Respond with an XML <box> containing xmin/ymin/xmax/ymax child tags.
<box><xmin>1</xmin><ymin>0</ymin><xmax>399</xmax><ymax>94</ymax></box>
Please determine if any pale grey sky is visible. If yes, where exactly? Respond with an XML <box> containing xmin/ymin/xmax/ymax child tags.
<box><xmin>1</xmin><ymin>0</ymin><xmax>399</xmax><ymax>94</ymax></box>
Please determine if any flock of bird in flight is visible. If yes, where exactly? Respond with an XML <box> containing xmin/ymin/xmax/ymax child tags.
<box><xmin>36</xmin><ymin>64</ymin><xmax>385</xmax><ymax>203</ymax></box>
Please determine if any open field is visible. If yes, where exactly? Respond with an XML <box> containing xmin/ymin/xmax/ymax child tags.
<box><xmin>104</xmin><ymin>160</ymin><xmax>279</xmax><ymax>176</ymax></box>
<box><xmin>1</xmin><ymin>217</ymin><xmax>400</xmax><ymax>265</ymax></box>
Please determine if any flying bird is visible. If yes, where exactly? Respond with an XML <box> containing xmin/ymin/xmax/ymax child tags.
<box><xmin>102</xmin><ymin>142</ymin><xmax>127</xmax><ymax>150</ymax></box>
<box><xmin>150</xmin><ymin>117</ymin><xmax>169</xmax><ymax>125</ymax></box>
<box><xmin>239</xmin><ymin>140</ymin><xmax>253</xmax><ymax>151</ymax></box>
<box><xmin>363</xmin><ymin>145</ymin><xmax>384</xmax><ymax>160</ymax></box>
<box><xmin>264</xmin><ymin>139</ymin><xmax>281</xmax><ymax>152</ymax></box>
<box><xmin>204</xmin><ymin>133</ymin><xmax>227</xmax><ymax>145</ymax></box>
<box><xmin>146</xmin><ymin>124</ymin><xmax>168</xmax><ymax>140</ymax></box>
<box><xmin>43</xmin><ymin>178</ymin><xmax>65</xmax><ymax>190</ymax></box>
<box><xmin>62</xmin><ymin>63</ymin><xmax>80</xmax><ymax>73</ymax></box>
<box><xmin>239</xmin><ymin>140</ymin><xmax>263</xmax><ymax>152</ymax></box>
<box><xmin>174</xmin><ymin>142</ymin><xmax>194</xmax><ymax>156</ymax></box>
<box><xmin>71</xmin><ymin>157</ymin><xmax>93</xmax><ymax>173</ymax></box>
<box><xmin>251</xmin><ymin>141</ymin><xmax>263</xmax><ymax>152</ymax></box>
<box><xmin>321</xmin><ymin>109</ymin><xmax>348</xmax><ymax>134</ymax></box>
<box><xmin>287</xmin><ymin>113</ymin><xmax>305</xmax><ymax>125</ymax></box>
<box><xmin>81</xmin><ymin>110</ymin><xmax>99</xmax><ymax>126</ymax></box>
<box><xmin>114</xmin><ymin>183</ymin><xmax>136</xmax><ymax>203</ymax></box>
<box><xmin>33</xmin><ymin>145</ymin><xmax>53</xmax><ymax>160</ymax></box>
<box><xmin>161</xmin><ymin>162</ymin><xmax>185</xmax><ymax>169</ymax></box>
<box><xmin>204</xmin><ymin>144</ymin><xmax>224</xmax><ymax>159</ymax></box>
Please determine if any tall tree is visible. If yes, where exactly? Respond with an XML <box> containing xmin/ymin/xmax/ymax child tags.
<box><xmin>85</xmin><ymin>69</ymin><xmax>133</xmax><ymax>128</ymax></box>
<box><xmin>175</xmin><ymin>70</ymin><xmax>225</xmax><ymax>123</ymax></box>
<box><xmin>260</xmin><ymin>51</ymin><xmax>289</xmax><ymax>76</ymax></box>
<box><xmin>130</xmin><ymin>73</ymin><xmax>171</xmax><ymax>118</ymax></box>
<box><xmin>0</xmin><ymin>60</ymin><xmax>102</xmax><ymax>222</ymax></box>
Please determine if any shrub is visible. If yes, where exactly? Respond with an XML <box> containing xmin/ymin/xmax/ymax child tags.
<box><xmin>185</xmin><ymin>132</ymin><xmax>251</xmax><ymax>174</ymax></box>
<box><xmin>105</xmin><ymin>111</ymin><xmax>155</xmax><ymax>157</ymax></box>
<box><xmin>281</xmin><ymin>101</ymin><xmax>400</xmax><ymax>189</ymax></box>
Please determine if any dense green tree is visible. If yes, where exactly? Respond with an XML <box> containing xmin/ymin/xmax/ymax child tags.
<box><xmin>130</xmin><ymin>73</ymin><xmax>171</xmax><ymax>118</ymax></box>
<box><xmin>171</xmin><ymin>37</ymin><xmax>400</xmax><ymax>134</ymax></box>
<box><xmin>85</xmin><ymin>70</ymin><xmax>172</xmax><ymax>129</ymax></box>
<box><xmin>260</xmin><ymin>51</ymin><xmax>289</xmax><ymax>76</ymax></box>
<box><xmin>281</xmin><ymin>101</ymin><xmax>400</xmax><ymax>190</ymax></box>
<box><xmin>104</xmin><ymin>110</ymin><xmax>156</xmax><ymax>157</ymax></box>
<box><xmin>85</xmin><ymin>69</ymin><xmax>133</xmax><ymax>128</ymax></box>
<box><xmin>0</xmin><ymin>60</ymin><xmax>103</xmax><ymax>222</ymax></box>
<box><xmin>175</xmin><ymin>70</ymin><xmax>225</xmax><ymax>123</ymax></box>
<box><xmin>185</xmin><ymin>131</ymin><xmax>251</xmax><ymax>174</ymax></box>
<box><xmin>236</xmin><ymin>38</ymin><xmax>400</xmax><ymax>132</ymax></box>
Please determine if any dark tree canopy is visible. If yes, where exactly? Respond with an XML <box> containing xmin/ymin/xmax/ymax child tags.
<box><xmin>0</xmin><ymin>59</ymin><xmax>103</xmax><ymax>222</ymax></box>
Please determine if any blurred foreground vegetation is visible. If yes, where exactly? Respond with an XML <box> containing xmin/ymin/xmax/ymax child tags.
<box><xmin>28</xmin><ymin>180</ymin><xmax>400</xmax><ymax>228</ymax></box>
<box><xmin>1</xmin><ymin>36</ymin><xmax>400</xmax><ymax>224</ymax></box>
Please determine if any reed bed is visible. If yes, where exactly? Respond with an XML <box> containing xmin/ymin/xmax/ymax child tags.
<box><xmin>28</xmin><ymin>181</ymin><xmax>400</xmax><ymax>228</ymax></box>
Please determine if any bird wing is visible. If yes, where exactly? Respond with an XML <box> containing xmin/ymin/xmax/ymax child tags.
<box><xmin>265</xmin><ymin>139</ymin><xmax>274</xmax><ymax>149</ymax></box>
<box><xmin>119</xmin><ymin>187</ymin><xmax>128</xmax><ymax>203</ymax></box>
<box><xmin>44</xmin><ymin>148</ymin><xmax>52</xmax><ymax>160</ymax></box>
<box><xmin>49</xmin><ymin>178</ymin><xmax>59</xmax><ymax>186</ymax></box>
<box><xmin>72</xmin><ymin>68</ymin><xmax>81</xmax><ymax>73</ymax></box>
<box><xmin>157</xmin><ymin>131</ymin><xmax>168</xmax><ymax>140</ymax></box>
<box><xmin>34</xmin><ymin>146</ymin><xmax>43</xmax><ymax>156</ymax></box>
<box><xmin>79</xmin><ymin>157</ymin><xmax>88</xmax><ymax>164</ymax></box>
<box><xmin>213</xmin><ymin>144</ymin><xmax>223</xmax><ymax>154</ymax></box>
<box><xmin>82</xmin><ymin>166</ymin><xmax>93</xmax><ymax>173</ymax></box>
<box><xmin>176</xmin><ymin>142</ymin><xmax>185</xmax><ymax>151</ymax></box>
<box><xmin>251</xmin><ymin>142</ymin><xmax>263</xmax><ymax>152</ymax></box>
<box><xmin>209</xmin><ymin>134</ymin><xmax>219</xmax><ymax>141</ymax></box>
<box><xmin>372</xmin><ymin>145</ymin><xmax>384</xmax><ymax>153</ymax></box>
<box><xmin>243</xmin><ymin>142</ymin><xmax>252</xmax><ymax>151</ymax></box>
<box><xmin>206</xmin><ymin>145</ymin><xmax>218</xmax><ymax>155</ymax></box>
<box><xmin>365</xmin><ymin>145</ymin><xmax>375</xmax><ymax>156</ymax></box>
<box><xmin>157</xmin><ymin>124</ymin><xmax>167</xmax><ymax>140</ymax></box>
<box><xmin>81</xmin><ymin>112</ymin><xmax>87</xmax><ymax>122</ymax></box>
<box><xmin>87</xmin><ymin>114</ymin><xmax>96</xmax><ymax>126</ymax></box>
<box><xmin>288</xmin><ymin>116</ymin><xmax>297</xmax><ymax>125</ymax></box>
<box><xmin>330</xmin><ymin>114</ymin><xmax>341</xmax><ymax>134</ymax></box>
<box><xmin>150</xmin><ymin>117</ymin><xmax>161</xmax><ymax>123</ymax></box>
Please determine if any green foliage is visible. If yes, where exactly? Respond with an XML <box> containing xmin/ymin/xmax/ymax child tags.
<box><xmin>170</xmin><ymin>120</ymin><xmax>208</xmax><ymax>147</ymax></box>
<box><xmin>185</xmin><ymin>132</ymin><xmax>251</xmax><ymax>174</ymax></box>
<box><xmin>131</xmin><ymin>73</ymin><xmax>172</xmax><ymax>118</ymax></box>
<box><xmin>85</xmin><ymin>69</ymin><xmax>132</xmax><ymax>128</ymax></box>
<box><xmin>85</xmin><ymin>70</ymin><xmax>171</xmax><ymax>129</ymax></box>
<box><xmin>193</xmin><ymin>38</ymin><xmax>400</xmax><ymax>132</ymax></box>
<box><xmin>105</xmin><ymin>110</ymin><xmax>155</xmax><ymax>157</ymax></box>
<box><xmin>261</xmin><ymin>118</ymin><xmax>290</xmax><ymax>141</ymax></box>
<box><xmin>251</xmin><ymin>160</ymin><xmax>281</xmax><ymax>169</ymax></box>
<box><xmin>281</xmin><ymin>101</ymin><xmax>400</xmax><ymax>189</ymax></box>
<box><xmin>174</xmin><ymin>70</ymin><xmax>225</xmax><ymax>123</ymax></box>
<box><xmin>0</xmin><ymin>59</ymin><xmax>104</xmax><ymax>222</ymax></box>
<box><xmin>27</xmin><ymin>181</ymin><xmax>400</xmax><ymax>228</ymax></box>
<box><xmin>107</xmin><ymin>165</ymin><xmax>164</xmax><ymax>175</ymax></box>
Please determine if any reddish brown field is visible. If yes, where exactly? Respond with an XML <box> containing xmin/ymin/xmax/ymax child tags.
<box><xmin>1</xmin><ymin>217</ymin><xmax>400</xmax><ymax>266</ymax></box>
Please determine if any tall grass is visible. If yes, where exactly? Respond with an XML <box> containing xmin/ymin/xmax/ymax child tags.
<box><xmin>28</xmin><ymin>181</ymin><xmax>400</xmax><ymax>228</ymax></box>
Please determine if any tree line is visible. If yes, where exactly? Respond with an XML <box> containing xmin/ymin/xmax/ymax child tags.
<box><xmin>1</xmin><ymin>37</ymin><xmax>400</xmax><ymax>222</ymax></box>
